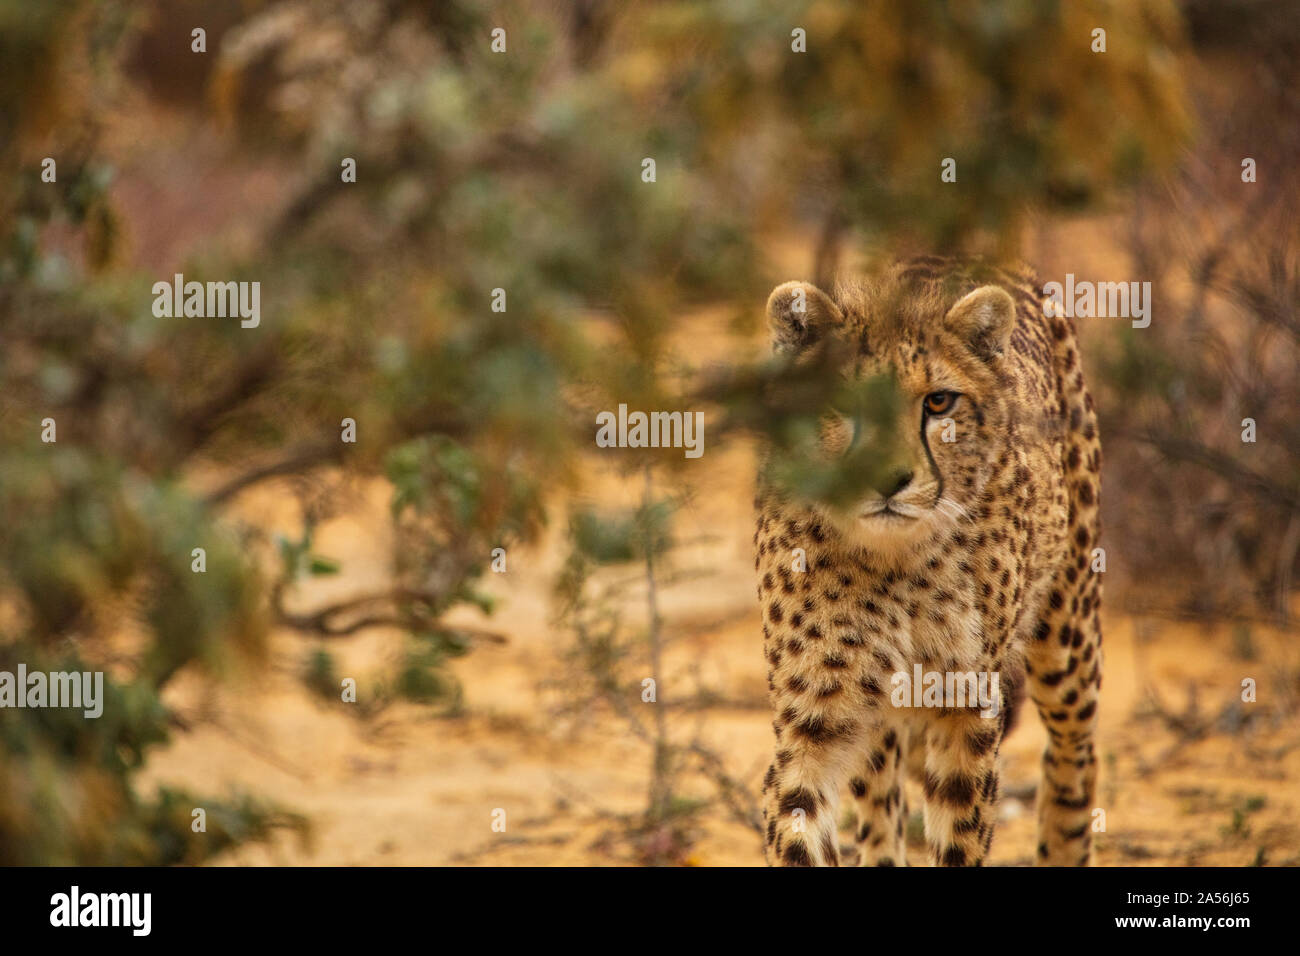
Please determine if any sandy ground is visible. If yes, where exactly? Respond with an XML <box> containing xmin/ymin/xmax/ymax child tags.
<box><xmin>138</xmin><ymin>432</ymin><xmax>1300</xmax><ymax>867</ymax></box>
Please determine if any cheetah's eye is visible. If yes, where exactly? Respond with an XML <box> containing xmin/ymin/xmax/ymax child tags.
<box><xmin>923</xmin><ymin>391</ymin><xmax>958</xmax><ymax>416</ymax></box>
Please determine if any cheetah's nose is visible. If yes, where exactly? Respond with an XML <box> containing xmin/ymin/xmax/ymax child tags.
<box><xmin>883</xmin><ymin>469</ymin><xmax>914</xmax><ymax>498</ymax></box>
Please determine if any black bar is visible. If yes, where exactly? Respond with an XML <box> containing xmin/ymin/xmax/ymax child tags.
<box><xmin>0</xmin><ymin>865</ymin><xmax>1280</xmax><ymax>943</ymax></box>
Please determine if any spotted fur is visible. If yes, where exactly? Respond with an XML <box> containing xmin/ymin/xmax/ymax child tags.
<box><xmin>756</xmin><ymin>257</ymin><xmax>1102</xmax><ymax>867</ymax></box>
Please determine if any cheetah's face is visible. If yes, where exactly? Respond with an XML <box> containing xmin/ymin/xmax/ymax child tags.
<box><xmin>767</xmin><ymin>278</ymin><xmax>1017</xmax><ymax>556</ymax></box>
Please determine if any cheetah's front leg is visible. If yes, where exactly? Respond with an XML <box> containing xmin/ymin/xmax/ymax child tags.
<box><xmin>920</xmin><ymin>712</ymin><xmax>1004</xmax><ymax>866</ymax></box>
<box><xmin>850</xmin><ymin>723</ymin><xmax>909</xmax><ymax>866</ymax></box>
<box><xmin>761</xmin><ymin>723</ymin><xmax>856</xmax><ymax>866</ymax></box>
<box><xmin>1025</xmin><ymin>603</ymin><xmax>1101</xmax><ymax>866</ymax></box>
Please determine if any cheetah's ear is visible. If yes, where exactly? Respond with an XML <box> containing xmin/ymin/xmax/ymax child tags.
<box><xmin>944</xmin><ymin>285</ymin><xmax>1015</xmax><ymax>362</ymax></box>
<box><xmin>766</xmin><ymin>281</ymin><xmax>842</xmax><ymax>354</ymax></box>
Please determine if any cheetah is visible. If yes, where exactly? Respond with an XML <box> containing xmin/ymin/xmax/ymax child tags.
<box><xmin>756</xmin><ymin>257</ymin><xmax>1102</xmax><ymax>867</ymax></box>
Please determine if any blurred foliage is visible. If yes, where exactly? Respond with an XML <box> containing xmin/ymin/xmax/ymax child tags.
<box><xmin>0</xmin><ymin>640</ymin><xmax>306</xmax><ymax>864</ymax></box>
<box><xmin>761</xmin><ymin>368</ymin><xmax>909</xmax><ymax>509</ymax></box>
<box><xmin>630</xmin><ymin>0</ymin><xmax>1189</xmax><ymax>271</ymax></box>
<box><xmin>0</xmin><ymin>0</ymin><xmax>1206</xmax><ymax>863</ymax></box>
<box><xmin>1091</xmin><ymin>0</ymin><xmax>1300</xmax><ymax>619</ymax></box>
<box><xmin>552</xmin><ymin>495</ymin><xmax>676</xmax><ymax>686</ymax></box>
<box><xmin>550</xmin><ymin>489</ymin><xmax>767</xmax><ymax>859</ymax></box>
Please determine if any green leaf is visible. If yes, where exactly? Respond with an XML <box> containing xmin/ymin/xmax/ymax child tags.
<box><xmin>307</xmin><ymin>555</ymin><xmax>341</xmax><ymax>576</ymax></box>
